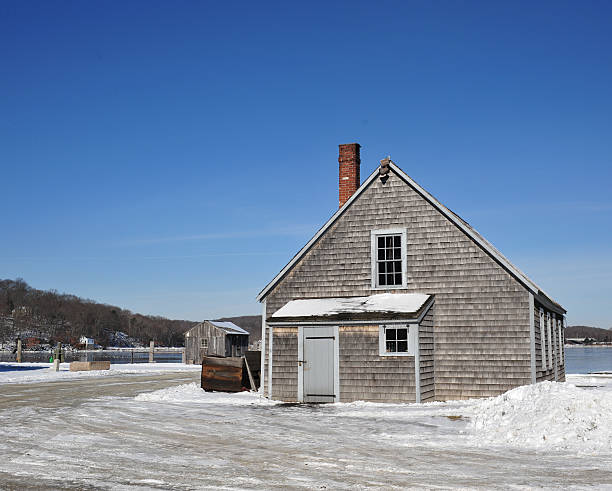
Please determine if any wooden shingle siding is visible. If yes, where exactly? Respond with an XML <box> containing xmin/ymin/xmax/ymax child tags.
<box><xmin>266</xmin><ymin>170</ymin><xmax>536</xmax><ymax>400</ymax></box>
<box><xmin>419</xmin><ymin>307</ymin><xmax>435</xmax><ymax>402</ymax></box>
<box><xmin>263</xmin><ymin>336</ymin><xmax>269</xmax><ymax>397</ymax></box>
<box><xmin>271</xmin><ymin>327</ymin><xmax>298</xmax><ymax>402</ymax></box>
<box><xmin>338</xmin><ymin>325</ymin><xmax>416</xmax><ymax>403</ymax></box>
<box><xmin>185</xmin><ymin>322</ymin><xmax>228</xmax><ymax>364</ymax></box>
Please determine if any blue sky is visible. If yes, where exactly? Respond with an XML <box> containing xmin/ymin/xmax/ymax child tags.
<box><xmin>1</xmin><ymin>1</ymin><xmax>611</xmax><ymax>326</ymax></box>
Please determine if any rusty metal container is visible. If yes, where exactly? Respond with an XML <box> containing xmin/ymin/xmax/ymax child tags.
<box><xmin>201</xmin><ymin>356</ymin><xmax>244</xmax><ymax>392</ymax></box>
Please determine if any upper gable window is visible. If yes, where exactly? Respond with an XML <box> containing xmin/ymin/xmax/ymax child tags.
<box><xmin>371</xmin><ymin>229</ymin><xmax>407</xmax><ymax>289</ymax></box>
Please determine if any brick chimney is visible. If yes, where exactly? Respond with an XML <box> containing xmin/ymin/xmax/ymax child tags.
<box><xmin>338</xmin><ymin>143</ymin><xmax>360</xmax><ymax>208</ymax></box>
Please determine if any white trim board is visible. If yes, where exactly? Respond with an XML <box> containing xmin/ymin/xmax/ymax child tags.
<box><xmin>414</xmin><ymin>324</ymin><xmax>421</xmax><ymax>403</ymax></box>
<box><xmin>529</xmin><ymin>293</ymin><xmax>536</xmax><ymax>384</ymax></box>
<box><xmin>259</xmin><ymin>300</ymin><xmax>267</xmax><ymax>396</ymax></box>
<box><xmin>255</xmin><ymin>160</ymin><xmax>565</xmax><ymax>314</ymax></box>
<box><xmin>268</xmin><ymin>322</ymin><xmax>273</xmax><ymax>400</ymax></box>
<box><xmin>333</xmin><ymin>325</ymin><xmax>340</xmax><ymax>402</ymax></box>
<box><xmin>297</xmin><ymin>326</ymin><xmax>304</xmax><ymax>403</ymax></box>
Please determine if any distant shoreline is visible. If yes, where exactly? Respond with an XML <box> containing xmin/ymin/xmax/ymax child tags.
<box><xmin>0</xmin><ymin>347</ymin><xmax>184</xmax><ymax>353</ymax></box>
<box><xmin>564</xmin><ymin>344</ymin><xmax>612</xmax><ymax>348</ymax></box>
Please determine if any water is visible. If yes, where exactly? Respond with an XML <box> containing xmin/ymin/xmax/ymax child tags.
<box><xmin>0</xmin><ymin>349</ymin><xmax>183</xmax><ymax>364</ymax></box>
<box><xmin>565</xmin><ymin>346</ymin><xmax>612</xmax><ymax>374</ymax></box>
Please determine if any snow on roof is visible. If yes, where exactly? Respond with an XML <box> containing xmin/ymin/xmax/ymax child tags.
<box><xmin>271</xmin><ymin>293</ymin><xmax>432</xmax><ymax>319</ymax></box>
<box><xmin>208</xmin><ymin>321</ymin><xmax>249</xmax><ymax>335</ymax></box>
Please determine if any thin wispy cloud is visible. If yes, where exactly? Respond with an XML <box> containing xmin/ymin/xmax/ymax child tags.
<box><xmin>115</xmin><ymin>224</ymin><xmax>317</xmax><ymax>246</ymax></box>
<box><xmin>464</xmin><ymin>201</ymin><xmax>612</xmax><ymax>218</ymax></box>
<box><xmin>1</xmin><ymin>251</ymin><xmax>286</xmax><ymax>263</ymax></box>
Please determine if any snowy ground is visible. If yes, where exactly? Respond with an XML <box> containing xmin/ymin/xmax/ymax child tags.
<box><xmin>1</xmin><ymin>367</ymin><xmax>612</xmax><ymax>489</ymax></box>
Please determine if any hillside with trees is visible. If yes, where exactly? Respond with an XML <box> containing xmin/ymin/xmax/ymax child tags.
<box><xmin>5</xmin><ymin>277</ymin><xmax>605</xmax><ymax>348</ymax></box>
<box><xmin>565</xmin><ymin>325</ymin><xmax>612</xmax><ymax>343</ymax></box>
<box><xmin>0</xmin><ymin>278</ymin><xmax>197</xmax><ymax>348</ymax></box>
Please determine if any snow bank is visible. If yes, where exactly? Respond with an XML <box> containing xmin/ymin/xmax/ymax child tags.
<box><xmin>135</xmin><ymin>382</ymin><xmax>276</xmax><ymax>406</ymax></box>
<box><xmin>468</xmin><ymin>380</ymin><xmax>612</xmax><ymax>454</ymax></box>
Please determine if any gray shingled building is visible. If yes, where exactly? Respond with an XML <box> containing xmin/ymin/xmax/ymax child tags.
<box><xmin>257</xmin><ymin>143</ymin><xmax>566</xmax><ymax>403</ymax></box>
<box><xmin>184</xmin><ymin>320</ymin><xmax>249</xmax><ymax>364</ymax></box>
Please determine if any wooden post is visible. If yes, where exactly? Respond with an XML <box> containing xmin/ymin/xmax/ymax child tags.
<box><xmin>16</xmin><ymin>339</ymin><xmax>22</xmax><ymax>363</ymax></box>
<box><xmin>244</xmin><ymin>356</ymin><xmax>257</xmax><ymax>391</ymax></box>
<box><xmin>181</xmin><ymin>348</ymin><xmax>186</xmax><ymax>364</ymax></box>
<box><xmin>53</xmin><ymin>343</ymin><xmax>61</xmax><ymax>372</ymax></box>
<box><xmin>149</xmin><ymin>340</ymin><xmax>154</xmax><ymax>363</ymax></box>
<box><xmin>131</xmin><ymin>349</ymin><xmax>134</xmax><ymax>364</ymax></box>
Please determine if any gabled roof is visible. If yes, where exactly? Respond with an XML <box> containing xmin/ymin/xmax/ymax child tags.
<box><xmin>257</xmin><ymin>160</ymin><xmax>565</xmax><ymax>314</ymax></box>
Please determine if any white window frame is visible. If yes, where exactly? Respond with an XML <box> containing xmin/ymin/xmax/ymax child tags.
<box><xmin>547</xmin><ymin>312</ymin><xmax>553</xmax><ymax>370</ymax></box>
<box><xmin>201</xmin><ymin>338</ymin><xmax>208</xmax><ymax>349</ymax></box>
<box><xmin>539</xmin><ymin>308</ymin><xmax>546</xmax><ymax>369</ymax></box>
<box><xmin>379</xmin><ymin>324</ymin><xmax>417</xmax><ymax>356</ymax></box>
<box><xmin>371</xmin><ymin>228</ymin><xmax>408</xmax><ymax>290</ymax></box>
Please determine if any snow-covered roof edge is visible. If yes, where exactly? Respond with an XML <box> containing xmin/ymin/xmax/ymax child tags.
<box><xmin>209</xmin><ymin>321</ymin><xmax>249</xmax><ymax>335</ymax></box>
<box><xmin>271</xmin><ymin>293</ymin><xmax>431</xmax><ymax>318</ymax></box>
<box><xmin>256</xmin><ymin>161</ymin><xmax>565</xmax><ymax>314</ymax></box>
<box><xmin>269</xmin><ymin>294</ymin><xmax>435</xmax><ymax>325</ymax></box>
<box><xmin>185</xmin><ymin>320</ymin><xmax>249</xmax><ymax>336</ymax></box>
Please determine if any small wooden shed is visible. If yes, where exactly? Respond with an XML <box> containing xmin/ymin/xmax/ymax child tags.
<box><xmin>184</xmin><ymin>320</ymin><xmax>249</xmax><ymax>364</ymax></box>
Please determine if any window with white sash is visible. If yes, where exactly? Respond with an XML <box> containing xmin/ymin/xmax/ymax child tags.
<box><xmin>379</xmin><ymin>324</ymin><xmax>417</xmax><ymax>356</ymax></box>
<box><xmin>547</xmin><ymin>312</ymin><xmax>553</xmax><ymax>370</ymax></box>
<box><xmin>558</xmin><ymin>318</ymin><xmax>564</xmax><ymax>364</ymax></box>
<box><xmin>540</xmin><ymin>308</ymin><xmax>546</xmax><ymax>369</ymax></box>
<box><xmin>371</xmin><ymin>229</ymin><xmax>407</xmax><ymax>289</ymax></box>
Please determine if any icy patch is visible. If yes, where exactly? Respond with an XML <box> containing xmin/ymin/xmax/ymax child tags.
<box><xmin>468</xmin><ymin>381</ymin><xmax>612</xmax><ymax>454</ymax></box>
<box><xmin>135</xmin><ymin>382</ymin><xmax>277</xmax><ymax>406</ymax></box>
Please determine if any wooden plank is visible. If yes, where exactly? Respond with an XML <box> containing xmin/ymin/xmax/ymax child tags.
<box><xmin>70</xmin><ymin>361</ymin><xmax>111</xmax><ymax>371</ymax></box>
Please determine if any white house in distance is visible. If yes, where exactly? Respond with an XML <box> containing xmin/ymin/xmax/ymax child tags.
<box><xmin>79</xmin><ymin>336</ymin><xmax>94</xmax><ymax>347</ymax></box>
<box><xmin>257</xmin><ymin>143</ymin><xmax>566</xmax><ymax>404</ymax></box>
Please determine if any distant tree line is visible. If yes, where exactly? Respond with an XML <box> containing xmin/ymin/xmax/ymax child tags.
<box><xmin>0</xmin><ymin>278</ymin><xmax>195</xmax><ymax>347</ymax></box>
<box><xmin>565</xmin><ymin>325</ymin><xmax>612</xmax><ymax>343</ymax></box>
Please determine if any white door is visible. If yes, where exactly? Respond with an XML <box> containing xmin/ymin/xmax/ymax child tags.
<box><xmin>301</xmin><ymin>327</ymin><xmax>337</xmax><ymax>403</ymax></box>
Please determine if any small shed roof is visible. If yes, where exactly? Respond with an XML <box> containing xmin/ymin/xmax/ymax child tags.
<box><xmin>209</xmin><ymin>321</ymin><xmax>249</xmax><ymax>335</ymax></box>
<box><xmin>270</xmin><ymin>293</ymin><xmax>432</xmax><ymax>323</ymax></box>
